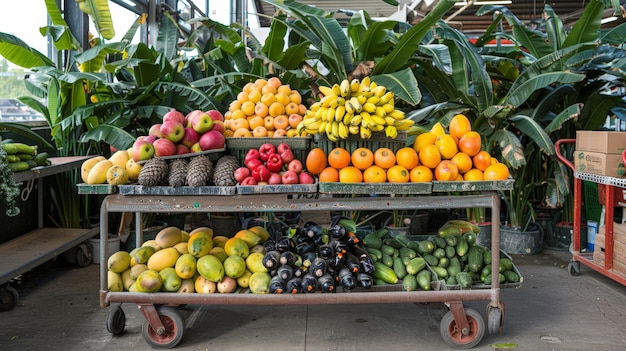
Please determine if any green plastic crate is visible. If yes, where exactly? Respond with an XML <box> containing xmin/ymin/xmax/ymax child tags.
<box><xmin>583</xmin><ymin>180</ymin><xmax>602</xmax><ymax>223</ymax></box>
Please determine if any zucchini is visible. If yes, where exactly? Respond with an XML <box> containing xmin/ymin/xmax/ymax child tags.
<box><xmin>416</xmin><ymin>269</ymin><xmax>432</xmax><ymax>290</ymax></box>
<box><xmin>392</xmin><ymin>256</ymin><xmax>408</xmax><ymax>280</ymax></box>
<box><xmin>402</xmin><ymin>274</ymin><xmax>418</xmax><ymax>291</ymax></box>
<box><xmin>6</xmin><ymin>155</ymin><xmax>21</xmax><ymax>163</ymax></box>
<box><xmin>17</xmin><ymin>153</ymin><xmax>34</xmax><ymax>161</ymax></box>
<box><xmin>405</xmin><ymin>257</ymin><xmax>426</xmax><ymax>275</ymax></box>
<box><xmin>372</xmin><ymin>262</ymin><xmax>398</xmax><ymax>284</ymax></box>
<box><xmin>2</xmin><ymin>142</ymin><xmax>37</xmax><ymax>156</ymax></box>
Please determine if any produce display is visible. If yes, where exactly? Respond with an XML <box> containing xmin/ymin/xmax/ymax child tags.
<box><xmin>81</xmin><ymin>150</ymin><xmax>142</xmax><ymax>186</ymax></box>
<box><xmin>224</xmin><ymin>77</ymin><xmax>307</xmax><ymax>138</ymax></box>
<box><xmin>234</xmin><ymin>142</ymin><xmax>314</xmax><ymax>185</ymax></box>
<box><xmin>106</xmin><ymin>217</ymin><xmax>379</xmax><ymax>294</ymax></box>
<box><xmin>1</xmin><ymin>140</ymin><xmax>50</xmax><ymax>172</ymax></box>
<box><xmin>297</xmin><ymin>77</ymin><xmax>415</xmax><ymax>141</ymax></box>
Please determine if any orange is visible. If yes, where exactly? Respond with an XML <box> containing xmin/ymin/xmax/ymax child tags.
<box><xmin>463</xmin><ymin>168</ymin><xmax>484</xmax><ymax>181</ymax></box>
<box><xmin>458</xmin><ymin>131</ymin><xmax>482</xmax><ymax>156</ymax></box>
<box><xmin>269</xmin><ymin>101</ymin><xmax>286</xmax><ymax>117</ymax></box>
<box><xmin>288</xmin><ymin>114</ymin><xmax>303</xmax><ymax>129</ymax></box>
<box><xmin>242</xmin><ymin>82</ymin><xmax>254</xmax><ymax>94</ymax></box>
<box><xmin>472</xmin><ymin>150</ymin><xmax>492</xmax><ymax>171</ymax></box>
<box><xmin>409</xmin><ymin>165</ymin><xmax>433</xmax><ymax>182</ymax></box>
<box><xmin>351</xmin><ymin>148</ymin><xmax>374</xmax><ymax>170</ymax></box>
<box><xmin>229</xmin><ymin>100</ymin><xmax>242</xmax><ymax>112</ymax></box>
<box><xmin>273</xmin><ymin>115</ymin><xmax>289</xmax><ymax>130</ymax></box>
<box><xmin>318</xmin><ymin>167</ymin><xmax>339</xmax><ymax>182</ymax></box>
<box><xmin>339</xmin><ymin>166</ymin><xmax>363</xmax><ymax>183</ymax></box>
<box><xmin>277</xmin><ymin>85</ymin><xmax>292</xmax><ymax>96</ymax></box>
<box><xmin>252</xmin><ymin>125</ymin><xmax>268</xmax><ymax>137</ymax></box>
<box><xmin>236</xmin><ymin>91</ymin><xmax>248</xmax><ymax>103</ymax></box>
<box><xmin>261</xmin><ymin>83</ymin><xmax>277</xmax><ymax>95</ymax></box>
<box><xmin>230</xmin><ymin>118</ymin><xmax>249</xmax><ymax>131</ymax></box>
<box><xmin>434</xmin><ymin>160</ymin><xmax>459</xmax><ymax>181</ymax></box>
<box><xmin>373</xmin><ymin>147</ymin><xmax>396</xmax><ymax>169</ymax></box>
<box><xmin>233</xmin><ymin>128</ymin><xmax>252</xmax><ymax>137</ymax></box>
<box><xmin>254</xmin><ymin>102</ymin><xmax>269</xmax><ymax>118</ymax></box>
<box><xmin>230</xmin><ymin>109</ymin><xmax>246</xmax><ymax>121</ymax></box>
<box><xmin>289</xmin><ymin>92</ymin><xmax>302</xmax><ymax>105</ymax></box>
<box><xmin>387</xmin><ymin>165</ymin><xmax>410</xmax><ymax>183</ymax></box>
<box><xmin>241</xmin><ymin>100</ymin><xmax>256</xmax><ymax>116</ymax></box>
<box><xmin>449</xmin><ymin>114</ymin><xmax>472</xmax><ymax>140</ymax></box>
<box><xmin>450</xmin><ymin>152</ymin><xmax>473</xmax><ymax>174</ymax></box>
<box><xmin>275</xmin><ymin>92</ymin><xmax>290</xmax><ymax>106</ymax></box>
<box><xmin>261</xmin><ymin>93</ymin><xmax>277</xmax><ymax>107</ymax></box>
<box><xmin>263</xmin><ymin>116</ymin><xmax>275</xmax><ymax>130</ymax></box>
<box><xmin>273</xmin><ymin>128</ymin><xmax>287</xmax><ymax>137</ymax></box>
<box><xmin>306</xmin><ymin>148</ymin><xmax>327</xmax><ymax>175</ymax></box>
<box><xmin>363</xmin><ymin>165</ymin><xmax>387</xmax><ymax>183</ymax></box>
<box><xmin>418</xmin><ymin>144</ymin><xmax>441</xmax><ymax>169</ymax></box>
<box><xmin>435</xmin><ymin>134</ymin><xmax>458</xmax><ymax>159</ymax></box>
<box><xmin>285</xmin><ymin>102</ymin><xmax>300</xmax><ymax>116</ymax></box>
<box><xmin>483</xmin><ymin>162</ymin><xmax>510</xmax><ymax>180</ymax></box>
<box><xmin>247</xmin><ymin>89</ymin><xmax>262</xmax><ymax>104</ymax></box>
<box><xmin>248</xmin><ymin>116</ymin><xmax>264</xmax><ymax>130</ymax></box>
<box><xmin>395</xmin><ymin>147</ymin><xmax>419</xmax><ymax>170</ymax></box>
<box><xmin>328</xmin><ymin>147</ymin><xmax>351</xmax><ymax>169</ymax></box>
<box><xmin>267</xmin><ymin>77</ymin><xmax>282</xmax><ymax>89</ymax></box>
<box><xmin>413</xmin><ymin>132</ymin><xmax>437</xmax><ymax>153</ymax></box>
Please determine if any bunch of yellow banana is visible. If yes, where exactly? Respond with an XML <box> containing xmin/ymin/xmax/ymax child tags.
<box><xmin>296</xmin><ymin>77</ymin><xmax>414</xmax><ymax>141</ymax></box>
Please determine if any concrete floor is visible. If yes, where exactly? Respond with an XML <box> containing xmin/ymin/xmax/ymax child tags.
<box><xmin>1</xmin><ymin>249</ymin><xmax>625</xmax><ymax>351</ymax></box>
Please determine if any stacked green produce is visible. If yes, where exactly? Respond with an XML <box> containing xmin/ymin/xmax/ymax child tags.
<box><xmin>362</xmin><ymin>220</ymin><xmax>520</xmax><ymax>290</ymax></box>
<box><xmin>1</xmin><ymin>140</ymin><xmax>50</xmax><ymax>172</ymax></box>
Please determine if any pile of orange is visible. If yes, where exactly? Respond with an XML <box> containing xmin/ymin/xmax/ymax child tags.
<box><xmin>305</xmin><ymin>146</ymin><xmax>434</xmax><ymax>183</ymax></box>
<box><xmin>223</xmin><ymin>77</ymin><xmax>307</xmax><ymax>138</ymax></box>
<box><xmin>412</xmin><ymin>114</ymin><xmax>509</xmax><ymax>181</ymax></box>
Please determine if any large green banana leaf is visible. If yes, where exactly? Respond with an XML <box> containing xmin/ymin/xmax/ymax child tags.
<box><xmin>75</xmin><ymin>0</ymin><xmax>115</xmax><ymax>40</ymax></box>
<box><xmin>0</xmin><ymin>33</ymin><xmax>54</xmax><ymax>69</ymax></box>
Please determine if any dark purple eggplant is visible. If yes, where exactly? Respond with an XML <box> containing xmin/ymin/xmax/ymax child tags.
<box><xmin>301</xmin><ymin>273</ymin><xmax>317</xmax><ymax>293</ymax></box>
<box><xmin>312</xmin><ymin>232</ymin><xmax>326</xmax><ymax>246</ymax></box>
<box><xmin>263</xmin><ymin>239</ymin><xmax>277</xmax><ymax>252</ymax></box>
<box><xmin>328</xmin><ymin>252</ymin><xmax>345</xmax><ymax>270</ymax></box>
<box><xmin>279</xmin><ymin>251</ymin><xmax>297</xmax><ymax>266</ymax></box>
<box><xmin>318</xmin><ymin>273</ymin><xmax>335</xmax><ymax>292</ymax></box>
<box><xmin>356</xmin><ymin>272</ymin><xmax>373</xmax><ymax>289</ymax></box>
<box><xmin>339</xmin><ymin>268</ymin><xmax>356</xmax><ymax>290</ymax></box>
<box><xmin>331</xmin><ymin>239</ymin><xmax>349</xmax><ymax>254</ymax></box>
<box><xmin>276</xmin><ymin>236</ymin><xmax>295</xmax><ymax>252</ymax></box>
<box><xmin>351</xmin><ymin>244</ymin><xmax>376</xmax><ymax>274</ymax></box>
<box><xmin>277</xmin><ymin>264</ymin><xmax>294</xmax><ymax>281</ymax></box>
<box><xmin>317</xmin><ymin>244</ymin><xmax>334</xmax><ymax>259</ymax></box>
<box><xmin>344</xmin><ymin>252</ymin><xmax>361</xmax><ymax>273</ymax></box>
<box><xmin>310</xmin><ymin>257</ymin><xmax>327</xmax><ymax>278</ymax></box>
<box><xmin>294</xmin><ymin>265</ymin><xmax>308</xmax><ymax>278</ymax></box>
<box><xmin>286</xmin><ymin>277</ymin><xmax>302</xmax><ymax>294</ymax></box>
<box><xmin>262</xmin><ymin>250</ymin><xmax>281</xmax><ymax>270</ymax></box>
<box><xmin>296</xmin><ymin>240</ymin><xmax>317</xmax><ymax>255</ymax></box>
<box><xmin>300</xmin><ymin>251</ymin><xmax>316</xmax><ymax>267</ymax></box>
<box><xmin>328</xmin><ymin>224</ymin><xmax>346</xmax><ymax>239</ymax></box>
<box><xmin>269</xmin><ymin>275</ymin><xmax>285</xmax><ymax>294</ymax></box>
<box><xmin>303</xmin><ymin>221</ymin><xmax>323</xmax><ymax>238</ymax></box>
<box><xmin>345</xmin><ymin>232</ymin><xmax>360</xmax><ymax>247</ymax></box>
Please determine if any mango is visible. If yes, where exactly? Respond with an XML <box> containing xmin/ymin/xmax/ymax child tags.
<box><xmin>212</xmin><ymin>235</ymin><xmax>229</xmax><ymax>248</ymax></box>
<box><xmin>135</xmin><ymin>269</ymin><xmax>162</xmax><ymax>292</ymax></box>
<box><xmin>208</xmin><ymin>247</ymin><xmax>228</xmax><ymax>263</ymax></box>
<box><xmin>175</xmin><ymin>254</ymin><xmax>197</xmax><ymax>279</ymax></box>
<box><xmin>224</xmin><ymin>255</ymin><xmax>246</xmax><ymax>278</ymax></box>
<box><xmin>180</xmin><ymin>230</ymin><xmax>190</xmax><ymax>242</ymax></box>
<box><xmin>245</xmin><ymin>252</ymin><xmax>268</xmax><ymax>274</ymax></box>
<box><xmin>129</xmin><ymin>263</ymin><xmax>148</xmax><ymax>280</ymax></box>
<box><xmin>142</xmin><ymin>239</ymin><xmax>162</xmax><ymax>251</ymax></box>
<box><xmin>189</xmin><ymin>226</ymin><xmax>214</xmax><ymax>238</ymax></box>
<box><xmin>107</xmin><ymin>251</ymin><xmax>131</xmax><ymax>273</ymax></box>
<box><xmin>108</xmin><ymin>271</ymin><xmax>124</xmax><ymax>292</ymax></box>
<box><xmin>234</xmin><ymin>229</ymin><xmax>262</xmax><ymax>247</ymax></box>
<box><xmin>177</xmin><ymin>279</ymin><xmax>195</xmax><ymax>293</ymax></box>
<box><xmin>217</xmin><ymin>276</ymin><xmax>238</xmax><ymax>293</ymax></box>
<box><xmin>159</xmin><ymin>267</ymin><xmax>182</xmax><ymax>292</ymax></box>
<box><xmin>194</xmin><ymin>275</ymin><xmax>217</xmax><ymax>293</ymax></box>
<box><xmin>125</xmin><ymin>158</ymin><xmax>142</xmax><ymax>182</ymax></box>
<box><xmin>196</xmin><ymin>254</ymin><xmax>224</xmax><ymax>282</ymax></box>
<box><xmin>248</xmin><ymin>226</ymin><xmax>270</xmax><ymax>242</ymax></box>
<box><xmin>87</xmin><ymin>159</ymin><xmax>113</xmax><ymax>185</ymax></box>
<box><xmin>173</xmin><ymin>242</ymin><xmax>189</xmax><ymax>255</ymax></box>
<box><xmin>121</xmin><ymin>268</ymin><xmax>135</xmax><ymax>291</ymax></box>
<box><xmin>109</xmin><ymin>149</ymin><xmax>130</xmax><ymax>168</ymax></box>
<box><xmin>236</xmin><ymin>269</ymin><xmax>253</xmax><ymax>289</ymax></box>
<box><xmin>224</xmin><ymin>237</ymin><xmax>249</xmax><ymax>259</ymax></box>
<box><xmin>249</xmin><ymin>272</ymin><xmax>271</xmax><ymax>294</ymax></box>
<box><xmin>147</xmin><ymin>247</ymin><xmax>179</xmax><ymax>272</ymax></box>
<box><xmin>81</xmin><ymin>156</ymin><xmax>106</xmax><ymax>183</ymax></box>
<box><xmin>187</xmin><ymin>232</ymin><xmax>213</xmax><ymax>258</ymax></box>
<box><xmin>155</xmin><ymin>226</ymin><xmax>182</xmax><ymax>248</ymax></box>
<box><xmin>250</xmin><ymin>244</ymin><xmax>266</xmax><ymax>254</ymax></box>
<box><xmin>130</xmin><ymin>246</ymin><xmax>156</xmax><ymax>265</ymax></box>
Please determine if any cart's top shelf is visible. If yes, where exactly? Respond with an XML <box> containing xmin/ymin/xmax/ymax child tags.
<box><xmin>575</xmin><ymin>171</ymin><xmax>626</xmax><ymax>188</ymax></box>
<box><xmin>12</xmin><ymin>156</ymin><xmax>90</xmax><ymax>183</ymax></box>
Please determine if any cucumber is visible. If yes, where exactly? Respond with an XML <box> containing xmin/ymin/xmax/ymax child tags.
<box><xmin>481</xmin><ymin>264</ymin><xmax>492</xmax><ymax>282</ymax></box>
<box><xmin>363</xmin><ymin>233</ymin><xmax>382</xmax><ymax>249</ymax></box>
<box><xmin>8</xmin><ymin>161</ymin><xmax>31</xmax><ymax>172</ymax></box>
<box><xmin>433</xmin><ymin>247</ymin><xmax>446</xmax><ymax>259</ymax></box>
<box><xmin>416</xmin><ymin>269</ymin><xmax>432</xmax><ymax>290</ymax></box>
<box><xmin>392</xmin><ymin>256</ymin><xmax>407</xmax><ymax>280</ymax></box>
<box><xmin>406</xmin><ymin>240</ymin><xmax>421</xmax><ymax>252</ymax></box>
<box><xmin>484</xmin><ymin>273</ymin><xmax>506</xmax><ymax>285</ymax></box>
<box><xmin>430</xmin><ymin>235</ymin><xmax>447</xmax><ymax>249</ymax></box>
<box><xmin>467</xmin><ymin>246</ymin><xmax>484</xmax><ymax>273</ymax></box>
<box><xmin>366</xmin><ymin>248</ymin><xmax>383</xmax><ymax>261</ymax></box>
<box><xmin>430</xmin><ymin>265</ymin><xmax>448</xmax><ymax>279</ymax></box>
<box><xmin>422</xmin><ymin>254</ymin><xmax>438</xmax><ymax>267</ymax></box>
<box><xmin>418</xmin><ymin>240</ymin><xmax>435</xmax><ymax>254</ymax></box>
<box><xmin>445</xmin><ymin>275</ymin><xmax>457</xmax><ymax>286</ymax></box>
<box><xmin>399</xmin><ymin>247</ymin><xmax>417</xmax><ymax>260</ymax></box>
<box><xmin>445</xmin><ymin>245</ymin><xmax>456</xmax><ymax>258</ymax></box>
<box><xmin>384</xmin><ymin>237</ymin><xmax>403</xmax><ymax>249</ymax></box>
<box><xmin>1</xmin><ymin>143</ymin><xmax>37</xmax><ymax>156</ymax></box>
<box><xmin>17</xmin><ymin>153</ymin><xmax>34</xmax><ymax>161</ymax></box>
<box><xmin>483</xmin><ymin>249</ymin><xmax>492</xmax><ymax>265</ymax></box>
<box><xmin>456</xmin><ymin>236</ymin><xmax>469</xmax><ymax>257</ymax></box>
<box><xmin>6</xmin><ymin>155</ymin><xmax>21</xmax><ymax>163</ymax></box>
<box><xmin>500</xmin><ymin>257</ymin><xmax>514</xmax><ymax>271</ymax></box>
<box><xmin>34</xmin><ymin>152</ymin><xmax>50</xmax><ymax>166</ymax></box>
<box><xmin>372</xmin><ymin>262</ymin><xmax>398</xmax><ymax>284</ymax></box>
<box><xmin>444</xmin><ymin>235</ymin><xmax>457</xmax><ymax>247</ymax></box>
<box><xmin>405</xmin><ymin>257</ymin><xmax>426</xmax><ymax>275</ymax></box>
<box><xmin>455</xmin><ymin>272</ymin><xmax>473</xmax><ymax>288</ymax></box>
<box><xmin>381</xmin><ymin>252</ymin><xmax>394</xmax><ymax>268</ymax></box>
<box><xmin>438</xmin><ymin>256</ymin><xmax>450</xmax><ymax>268</ymax></box>
<box><xmin>380</xmin><ymin>244</ymin><xmax>396</xmax><ymax>256</ymax></box>
<box><xmin>402</xmin><ymin>274</ymin><xmax>418</xmax><ymax>291</ymax></box>
<box><xmin>463</xmin><ymin>231</ymin><xmax>477</xmax><ymax>245</ymax></box>
<box><xmin>447</xmin><ymin>257</ymin><xmax>462</xmax><ymax>278</ymax></box>
<box><xmin>502</xmin><ymin>270</ymin><xmax>520</xmax><ymax>283</ymax></box>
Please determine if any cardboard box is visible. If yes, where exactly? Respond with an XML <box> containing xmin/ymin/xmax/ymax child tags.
<box><xmin>574</xmin><ymin>150</ymin><xmax>625</xmax><ymax>177</ymax></box>
<box><xmin>576</xmin><ymin>131</ymin><xmax>626</xmax><ymax>154</ymax></box>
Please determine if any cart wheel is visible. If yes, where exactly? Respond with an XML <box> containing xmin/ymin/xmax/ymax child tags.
<box><xmin>75</xmin><ymin>242</ymin><xmax>93</xmax><ymax>268</ymax></box>
<box><xmin>568</xmin><ymin>261</ymin><xmax>580</xmax><ymax>276</ymax></box>
<box><xmin>440</xmin><ymin>308</ymin><xmax>485</xmax><ymax>349</ymax></box>
<box><xmin>0</xmin><ymin>285</ymin><xmax>19</xmax><ymax>311</ymax></box>
<box><xmin>487</xmin><ymin>306</ymin><xmax>503</xmax><ymax>335</ymax></box>
<box><xmin>106</xmin><ymin>304</ymin><xmax>126</xmax><ymax>335</ymax></box>
<box><xmin>142</xmin><ymin>305</ymin><xmax>185</xmax><ymax>349</ymax></box>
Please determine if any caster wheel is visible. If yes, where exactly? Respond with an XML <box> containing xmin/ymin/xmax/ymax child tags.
<box><xmin>106</xmin><ymin>304</ymin><xmax>126</xmax><ymax>335</ymax></box>
<box><xmin>440</xmin><ymin>308</ymin><xmax>485</xmax><ymax>349</ymax></box>
<box><xmin>568</xmin><ymin>261</ymin><xmax>580</xmax><ymax>276</ymax></box>
<box><xmin>487</xmin><ymin>306</ymin><xmax>503</xmax><ymax>335</ymax></box>
<box><xmin>142</xmin><ymin>305</ymin><xmax>185</xmax><ymax>349</ymax></box>
<box><xmin>76</xmin><ymin>242</ymin><xmax>93</xmax><ymax>268</ymax></box>
<box><xmin>0</xmin><ymin>286</ymin><xmax>19</xmax><ymax>311</ymax></box>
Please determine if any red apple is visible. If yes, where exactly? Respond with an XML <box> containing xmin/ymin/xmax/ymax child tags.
<box><xmin>234</xmin><ymin>167</ymin><xmax>251</xmax><ymax>183</ymax></box>
<box><xmin>240</xmin><ymin>176</ymin><xmax>257</xmax><ymax>185</ymax></box>
<box><xmin>206</xmin><ymin>109</ymin><xmax>225</xmax><ymax>122</ymax></box>
<box><xmin>153</xmin><ymin>138</ymin><xmax>177</xmax><ymax>157</ymax></box>
<box><xmin>137</xmin><ymin>135</ymin><xmax>157</xmax><ymax>144</ymax></box>
<box><xmin>160</xmin><ymin>120</ymin><xmax>185</xmax><ymax>143</ymax></box>
<box><xmin>199</xmin><ymin>130</ymin><xmax>226</xmax><ymax>151</ymax></box>
<box><xmin>132</xmin><ymin>139</ymin><xmax>155</xmax><ymax>161</ymax></box>
<box><xmin>245</xmin><ymin>158</ymin><xmax>263</xmax><ymax>171</ymax></box>
<box><xmin>210</xmin><ymin>120</ymin><xmax>225</xmax><ymax>134</ymax></box>
<box><xmin>281</xmin><ymin>170</ymin><xmax>299</xmax><ymax>184</ymax></box>
<box><xmin>186</xmin><ymin>110</ymin><xmax>214</xmax><ymax>133</ymax></box>
<box><xmin>163</xmin><ymin>109</ymin><xmax>185</xmax><ymax>125</ymax></box>
<box><xmin>176</xmin><ymin>144</ymin><xmax>190</xmax><ymax>155</ymax></box>
<box><xmin>190</xmin><ymin>142</ymin><xmax>203</xmax><ymax>153</ymax></box>
<box><xmin>149</xmin><ymin>123</ymin><xmax>165</xmax><ymax>138</ymax></box>
<box><xmin>252</xmin><ymin>165</ymin><xmax>270</xmax><ymax>182</ymax></box>
<box><xmin>268</xmin><ymin>172</ymin><xmax>282</xmax><ymax>185</ymax></box>
<box><xmin>245</xmin><ymin>149</ymin><xmax>261</xmax><ymax>164</ymax></box>
<box><xmin>277</xmin><ymin>142</ymin><xmax>292</xmax><ymax>154</ymax></box>
<box><xmin>287</xmin><ymin>159</ymin><xmax>303</xmax><ymax>174</ymax></box>
<box><xmin>181</xmin><ymin>127</ymin><xmax>200</xmax><ymax>148</ymax></box>
<box><xmin>299</xmin><ymin>171</ymin><xmax>315</xmax><ymax>184</ymax></box>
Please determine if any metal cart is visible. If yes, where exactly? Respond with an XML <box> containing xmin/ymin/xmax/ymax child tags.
<box><xmin>0</xmin><ymin>156</ymin><xmax>97</xmax><ymax>311</ymax></box>
<box><xmin>98</xmin><ymin>181</ymin><xmax>514</xmax><ymax>349</ymax></box>
<box><xmin>555</xmin><ymin>139</ymin><xmax>626</xmax><ymax>285</ymax></box>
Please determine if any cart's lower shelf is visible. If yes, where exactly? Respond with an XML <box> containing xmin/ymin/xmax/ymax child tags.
<box><xmin>0</xmin><ymin>227</ymin><xmax>98</xmax><ymax>284</ymax></box>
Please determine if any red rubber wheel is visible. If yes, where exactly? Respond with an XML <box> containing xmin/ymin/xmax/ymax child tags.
<box><xmin>142</xmin><ymin>306</ymin><xmax>184</xmax><ymax>349</ymax></box>
<box><xmin>439</xmin><ymin>307</ymin><xmax>485</xmax><ymax>349</ymax></box>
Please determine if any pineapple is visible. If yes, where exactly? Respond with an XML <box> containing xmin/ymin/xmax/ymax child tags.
<box><xmin>187</xmin><ymin>155</ymin><xmax>213</xmax><ymax>187</ymax></box>
<box><xmin>138</xmin><ymin>158</ymin><xmax>168</xmax><ymax>186</ymax></box>
<box><xmin>213</xmin><ymin>155</ymin><xmax>239</xmax><ymax>186</ymax></box>
<box><xmin>168</xmin><ymin>159</ymin><xmax>188</xmax><ymax>187</ymax></box>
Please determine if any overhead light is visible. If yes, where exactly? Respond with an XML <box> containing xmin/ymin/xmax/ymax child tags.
<box><xmin>601</xmin><ymin>16</ymin><xmax>618</xmax><ymax>24</ymax></box>
<box><xmin>454</xmin><ymin>0</ymin><xmax>512</xmax><ymax>6</ymax></box>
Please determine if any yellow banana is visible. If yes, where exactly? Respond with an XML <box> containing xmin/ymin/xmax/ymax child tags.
<box><xmin>303</xmin><ymin>116</ymin><xmax>320</xmax><ymax>128</ymax></box>
<box><xmin>318</xmin><ymin>120</ymin><xmax>328</xmax><ymax>134</ymax></box>
<box><xmin>383</xmin><ymin>103</ymin><xmax>395</xmax><ymax>114</ymax></box>
<box><xmin>321</xmin><ymin>95</ymin><xmax>333</xmax><ymax>108</ymax></box>
<box><xmin>296</xmin><ymin>120</ymin><xmax>306</xmax><ymax>135</ymax></box>
<box><xmin>385</xmin><ymin>125</ymin><xmax>398</xmax><ymax>139</ymax></box>
<box><xmin>372</xmin><ymin>85</ymin><xmax>387</xmax><ymax>97</ymax></box>
<box><xmin>340</xmin><ymin>79</ymin><xmax>351</xmax><ymax>98</ymax></box>
<box><xmin>375</xmin><ymin>106</ymin><xmax>387</xmax><ymax>118</ymax></box>
<box><xmin>329</xmin><ymin>99</ymin><xmax>339</xmax><ymax>109</ymax></box>
<box><xmin>361</xmin><ymin>112</ymin><xmax>374</xmax><ymax>127</ymax></box>
<box><xmin>335</xmin><ymin>105</ymin><xmax>346</xmax><ymax>122</ymax></box>
<box><xmin>345</xmin><ymin>101</ymin><xmax>355</xmax><ymax>115</ymax></box>
<box><xmin>315</xmin><ymin>107</ymin><xmax>326</xmax><ymax>120</ymax></box>
<box><xmin>350</xmin><ymin>79</ymin><xmax>360</xmax><ymax>93</ymax></box>
<box><xmin>338</xmin><ymin>122</ymin><xmax>349</xmax><ymax>139</ymax></box>
<box><xmin>349</xmin><ymin>97</ymin><xmax>362</xmax><ymax>113</ymax></box>
<box><xmin>349</xmin><ymin>124</ymin><xmax>360</xmax><ymax>135</ymax></box>
<box><xmin>356</xmin><ymin>95</ymin><xmax>367</xmax><ymax>106</ymax></box>
<box><xmin>350</xmin><ymin>113</ymin><xmax>362</xmax><ymax>126</ymax></box>
<box><xmin>332</xmin><ymin>121</ymin><xmax>340</xmax><ymax>139</ymax></box>
<box><xmin>394</xmin><ymin>119</ymin><xmax>415</xmax><ymax>131</ymax></box>
<box><xmin>362</xmin><ymin>102</ymin><xmax>377</xmax><ymax>114</ymax></box>
<box><xmin>388</xmin><ymin>110</ymin><xmax>406</xmax><ymax>120</ymax></box>
<box><xmin>370</xmin><ymin>123</ymin><xmax>385</xmax><ymax>132</ymax></box>
<box><xmin>326</xmin><ymin>130</ymin><xmax>338</xmax><ymax>142</ymax></box>
<box><xmin>318</xmin><ymin>86</ymin><xmax>335</xmax><ymax>97</ymax></box>
<box><xmin>309</xmin><ymin>102</ymin><xmax>321</xmax><ymax>111</ymax></box>
<box><xmin>358</xmin><ymin>83</ymin><xmax>371</xmax><ymax>96</ymax></box>
<box><xmin>384</xmin><ymin>116</ymin><xmax>396</xmax><ymax>126</ymax></box>
<box><xmin>336</xmin><ymin>97</ymin><xmax>346</xmax><ymax>106</ymax></box>
<box><xmin>366</xmin><ymin>96</ymin><xmax>380</xmax><ymax>105</ymax></box>
<box><xmin>332</xmin><ymin>84</ymin><xmax>342</xmax><ymax>97</ymax></box>
<box><xmin>369</xmin><ymin>81</ymin><xmax>378</xmax><ymax>90</ymax></box>
<box><xmin>379</xmin><ymin>91</ymin><xmax>394</xmax><ymax>105</ymax></box>
<box><xmin>371</xmin><ymin>114</ymin><xmax>387</xmax><ymax>127</ymax></box>
<box><xmin>342</xmin><ymin>111</ymin><xmax>354</xmax><ymax>125</ymax></box>
<box><xmin>361</xmin><ymin>76</ymin><xmax>371</xmax><ymax>87</ymax></box>
<box><xmin>360</xmin><ymin>125</ymin><xmax>372</xmax><ymax>139</ymax></box>
<box><xmin>326</xmin><ymin>120</ymin><xmax>334</xmax><ymax>135</ymax></box>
